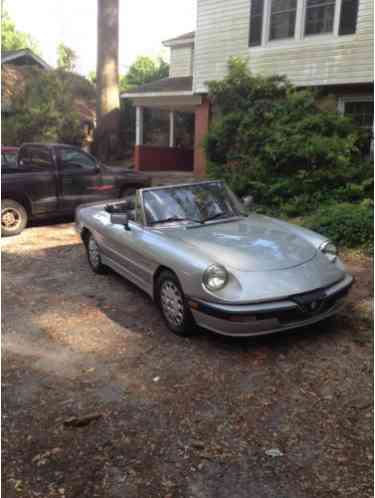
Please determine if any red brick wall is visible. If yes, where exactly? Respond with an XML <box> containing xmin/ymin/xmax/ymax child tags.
<box><xmin>134</xmin><ymin>145</ymin><xmax>193</xmax><ymax>172</ymax></box>
<box><xmin>194</xmin><ymin>97</ymin><xmax>210</xmax><ymax>177</ymax></box>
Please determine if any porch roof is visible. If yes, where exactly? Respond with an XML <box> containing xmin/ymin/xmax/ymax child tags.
<box><xmin>121</xmin><ymin>76</ymin><xmax>200</xmax><ymax>111</ymax></box>
<box><xmin>121</xmin><ymin>76</ymin><xmax>193</xmax><ymax>98</ymax></box>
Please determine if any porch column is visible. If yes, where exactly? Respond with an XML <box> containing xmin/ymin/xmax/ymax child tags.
<box><xmin>194</xmin><ymin>97</ymin><xmax>210</xmax><ymax>177</ymax></box>
<box><xmin>136</xmin><ymin>106</ymin><xmax>144</xmax><ymax>145</ymax></box>
<box><xmin>169</xmin><ymin>110</ymin><xmax>175</xmax><ymax>147</ymax></box>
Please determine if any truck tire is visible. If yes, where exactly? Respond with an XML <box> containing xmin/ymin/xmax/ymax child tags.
<box><xmin>1</xmin><ymin>200</ymin><xmax>28</xmax><ymax>237</ymax></box>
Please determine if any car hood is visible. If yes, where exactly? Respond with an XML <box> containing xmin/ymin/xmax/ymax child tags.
<box><xmin>173</xmin><ymin>216</ymin><xmax>317</xmax><ymax>272</ymax></box>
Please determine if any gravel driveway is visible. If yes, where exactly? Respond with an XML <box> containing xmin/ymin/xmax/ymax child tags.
<box><xmin>2</xmin><ymin>221</ymin><xmax>373</xmax><ymax>498</ymax></box>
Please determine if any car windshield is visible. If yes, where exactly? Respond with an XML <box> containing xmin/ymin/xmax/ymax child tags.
<box><xmin>143</xmin><ymin>182</ymin><xmax>243</xmax><ymax>226</ymax></box>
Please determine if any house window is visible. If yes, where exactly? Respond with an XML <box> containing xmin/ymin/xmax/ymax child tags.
<box><xmin>339</xmin><ymin>98</ymin><xmax>374</xmax><ymax>157</ymax></box>
<box><xmin>270</xmin><ymin>0</ymin><xmax>297</xmax><ymax>40</ymax></box>
<box><xmin>339</xmin><ymin>0</ymin><xmax>359</xmax><ymax>35</ymax></box>
<box><xmin>305</xmin><ymin>0</ymin><xmax>336</xmax><ymax>35</ymax></box>
<box><xmin>344</xmin><ymin>101</ymin><xmax>374</xmax><ymax>129</ymax></box>
<box><xmin>249</xmin><ymin>0</ymin><xmax>264</xmax><ymax>46</ymax></box>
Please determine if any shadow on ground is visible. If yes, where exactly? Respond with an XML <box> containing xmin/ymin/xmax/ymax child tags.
<box><xmin>2</xmin><ymin>224</ymin><xmax>374</xmax><ymax>498</ymax></box>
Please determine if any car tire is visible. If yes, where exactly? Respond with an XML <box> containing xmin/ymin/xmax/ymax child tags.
<box><xmin>157</xmin><ymin>270</ymin><xmax>197</xmax><ymax>337</ymax></box>
<box><xmin>85</xmin><ymin>233</ymin><xmax>107</xmax><ymax>274</ymax></box>
<box><xmin>1</xmin><ymin>200</ymin><xmax>28</xmax><ymax>237</ymax></box>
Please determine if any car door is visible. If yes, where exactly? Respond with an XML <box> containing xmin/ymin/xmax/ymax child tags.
<box><xmin>57</xmin><ymin>147</ymin><xmax>115</xmax><ymax>211</ymax></box>
<box><xmin>100</xmin><ymin>193</ymin><xmax>156</xmax><ymax>293</ymax></box>
<box><xmin>18</xmin><ymin>145</ymin><xmax>59</xmax><ymax>214</ymax></box>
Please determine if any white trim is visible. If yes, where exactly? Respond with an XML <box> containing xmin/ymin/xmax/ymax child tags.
<box><xmin>163</xmin><ymin>38</ymin><xmax>195</xmax><ymax>48</ymax></box>
<box><xmin>121</xmin><ymin>91</ymin><xmax>194</xmax><ymax>99</ymax></box>
<box><xmin>169</xmin><ymin>111</ymin><xmax>175</xmax><ymax>147</ymax></box>
<box><xmin>2</xmin><ymin>49</ymin><xmax>51</xmax><ymax>70</ymax></box>
<box><xmin>136</xmin><ymin>106</ymin><xmax>144</xmax><ymax>146</ymax></box>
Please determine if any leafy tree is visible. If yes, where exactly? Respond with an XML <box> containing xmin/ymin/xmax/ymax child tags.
<box><xmin>204</xmin><ymin>58</ymin><xmax>371</xmax><ymax>214</ymax></box>
<box><xmin>57</xmin><ymin>43</ymin><xmax>77</xmax><ymax>71</ymax></box>
<box><xmin>120</xmin><ymin>56</ymin><xmax>169</xmax><ymax>92</ymax></box>
<box><xmin>87</xmin><ymin>70</ymin><xmax>96</xmax><ymax>85</ymax></box>
<box><xmin>1</xmin><ymin>7</ymin><xmax>40</xmax><ymax>53</ymax></box>
<box><xmin>2</xmin><ymin>68</ymin><xmax>84</xmax><ymax>146</ymax></box>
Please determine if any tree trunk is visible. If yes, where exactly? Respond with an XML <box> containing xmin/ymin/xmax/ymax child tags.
<box><xmin>95</xmin><ymin>0</ymin><xmax>120</xmax><ymax>160</ymax></box>
<box><xmin>97</xmin><ymin>0</ymin><xmax>119</xmax><ymax>119</ymax></box>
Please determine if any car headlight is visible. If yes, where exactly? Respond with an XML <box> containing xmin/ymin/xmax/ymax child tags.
<box><xmin>320</xmin><ymin>241</ymin><xmax>337</xmax><ymax>262</ymax></box>
<box><xmin>203</xmin><ymin>264</ymin><xmax>228</xmax><ymax>291</ymax></box>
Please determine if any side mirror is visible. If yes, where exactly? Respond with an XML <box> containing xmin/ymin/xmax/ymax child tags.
<box><xmin>111</xmin><ymin>213</ymin><xmax>130</xmax><ymax>231</ymax></box>
<box><xmin>242</xmin><ymin>195</ymin><xmax>254</xmax><ymax>209</ymax></box>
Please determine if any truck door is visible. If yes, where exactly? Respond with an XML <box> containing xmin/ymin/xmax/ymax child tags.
<box><xmin>18</xmin><ymin>145</ymin><xmax>58</xmax><ymax>215</ymax></box>
<box><xmin>57</xmin><ymin>147</ymin><xmax>114</xmax><ymax>210</ymax></box>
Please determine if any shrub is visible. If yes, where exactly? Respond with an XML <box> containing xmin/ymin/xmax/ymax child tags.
<box><xmin>204</xmin><ymin>58</ymin><xmax>372</xmax><ymax>214</ymax></box>
<box><xmin>2</xmin><ymin>68</ymin><xmax>84</xmax><ymax>146</ymax></box>
<box><xmin>305</xmin><ymin>203</ymin><xmax>373</xmax><ymax>248</ymax></box>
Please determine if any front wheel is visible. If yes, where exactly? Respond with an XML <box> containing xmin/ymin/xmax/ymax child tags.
<box><xmin>85</xmin><ymin>233</ymin><xmax>107</xmax><ymax>274</ymax></box>
<box><xmin>1</xmin><ymin>200</ymin><xmax>28</xmax><ymax>237</ymax></box>
<box><xmin>157</xmin><ymin>270</ymin><xmax>196</xmax><ymax>337</ymax></box>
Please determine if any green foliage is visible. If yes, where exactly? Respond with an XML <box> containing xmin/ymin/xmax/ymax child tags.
<box><xmin>87</xmin><ymin>70</ymin><xmax>96</xmax><ymax>85</ymax></box>
<box><xmin>57</xmin><ymin>43</ymin><xmax>77</xmax><ymax>72</ymax></box>
<box><xmin>1</xmin><ymin>7</ymin><xmax>40</xmax><ymax>53</ymax></box>
<box><xmin>120</xmin><ymin>56</ymin><xmax>169</xmax><ymax>92</ymax></box>
<box><xmin>57</xmin><ymin>69</ymin><xmax>96</xmax><ymax>100</ymax></box>
<box><xmin>204</xmin><ymin>58</ymin><xmax>373</xmax><ymax>247</ymax></box>
<box><xmin>305</xmin><ymin>202</ymin><xmax>374</xmax><ymax>249</ymax></box>
<box><xmin>2</xmin><ymin>68</ymin><xmax>84</xmax><ymax>146</ymax></box>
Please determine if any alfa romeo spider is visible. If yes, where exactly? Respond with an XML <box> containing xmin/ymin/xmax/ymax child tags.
<box><xmin>75</xmin><ymin>181</ymin><xmax>353</xmax><ymax>337</ymax></box>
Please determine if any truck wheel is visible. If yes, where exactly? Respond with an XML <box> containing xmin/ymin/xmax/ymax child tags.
<box><xmin>157</xmin><ymin>270</ymin><xmax>196</xmax><ymax>337</ymax></box>
<box><xmin>1</xmin><ymin>200</ymin><xmax>28</xmax><ymax>237</ymax></box>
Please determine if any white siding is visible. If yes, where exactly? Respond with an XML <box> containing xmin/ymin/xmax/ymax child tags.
<box><xmin>170</xmin><ymin>46</ymin><xmax>194</xmax><ymax>77</ymax></box>
<box><xmin>194</xmin><ymin>0</ymin><xmax>374</xmax><ymax>92</ymax></box>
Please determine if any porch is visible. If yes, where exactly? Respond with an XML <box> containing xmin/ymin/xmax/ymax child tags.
<box><xmin>121</xmin><ymin>77</ymin><xmax>210</xmax><ymax>177</ymax></box>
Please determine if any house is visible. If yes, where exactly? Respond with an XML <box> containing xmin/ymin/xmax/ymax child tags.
<box><xmin>122</xmin><ymin>0</ymin><xmax>374</xmax><ymax>176</ymax></box>
<box><xmin>2</xmin><ymin>48</ymin><xmax>51</xmax><ymax>70</ymax></box>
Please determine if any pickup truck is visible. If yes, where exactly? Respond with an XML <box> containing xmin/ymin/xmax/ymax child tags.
<box><xmin>1</xmin><ymin>143</ymin><xmax>150</xmax><ymax>236</ymax></box>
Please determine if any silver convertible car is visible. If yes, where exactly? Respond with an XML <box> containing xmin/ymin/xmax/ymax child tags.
<box><xmin>75</xmin><ymin>181</ymin><xmax>353</xmax><ymax>337</ymax></box>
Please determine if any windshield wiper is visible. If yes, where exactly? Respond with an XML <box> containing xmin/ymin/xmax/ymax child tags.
<box><xmin>201</xmin><ymin>212</ymin><xmax>231</xmax><ymax>223</ymax></box>
<box><xmin>150</xmin><ymin>216</ymin><xmax>202</xmax><ymax>226</ymax></box>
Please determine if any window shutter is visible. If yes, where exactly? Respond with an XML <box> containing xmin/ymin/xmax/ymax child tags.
<box><xmin>339</xmin><ymin>0</ymin><xmax>359</xmax><ymax>35</ymax></box>
<box><xmin>249</xmin><ymin>0</ymin><xmax>264</xmax><ymax>46</ymax></box>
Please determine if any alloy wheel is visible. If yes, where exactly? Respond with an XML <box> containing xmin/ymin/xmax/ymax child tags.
<box><xmin>1</xmin><ymin>207</ymin><xmax>21</xmax><ymax>231</ymax></box>
<box><xmin>88</xmin><ymin>237</ymin><xmax>100</xmax><ymax>268</ymax></box>
<box><xmin>160</xmin><ymin>280</ymin><xmax>185</xmax><ymax>327</ymax></box>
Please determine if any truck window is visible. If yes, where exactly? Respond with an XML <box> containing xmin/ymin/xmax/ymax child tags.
<box><xmin>60</xmin><ymin>148</ymin><xmax>97</xmax><ymax>172</ymax></box>
<box><xmin>29</xmin><ymin>147</ymin><xmax>53</xmax><ymax>169</ymax></box>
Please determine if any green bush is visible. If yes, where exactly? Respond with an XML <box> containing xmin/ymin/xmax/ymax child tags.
<box><xmin>204</xmin><ymin>58</ymin><xmax>372</xmax><ymax>215</ymax></box>
<box><xmin>305</xmin><ymin>203</ymin><xmax>374</xmax><ymax>248</ymax></box>
<box><xmin>2</xmin><ymin>68</ymin><xmax>84</xmax><ymax>146</ymax></box>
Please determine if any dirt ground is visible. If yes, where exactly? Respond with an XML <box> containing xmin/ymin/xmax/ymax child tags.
<box><xmin>2</xmin><ymin>221</ymin><xmax>374</xmax><ymax>498</ymax></box>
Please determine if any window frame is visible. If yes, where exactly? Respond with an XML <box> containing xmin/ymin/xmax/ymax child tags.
<box><xmin>303</xmin><ymin>0</ymin><xmax>337</xmax><ymax>37</ymax></box>
<box><xmin>337</xmin><ymin>95</ymin><xmax>374</xmax><ymax>156</ymax></box>
<box><xmin>268</xmin><ymin>0</ymin><xmax>298</xmax><ymax>42</ymax></box>
<box><xmin>249</xmin><ymin>0</ymin><xmax>356</xmax><ymax>50</ymax></box>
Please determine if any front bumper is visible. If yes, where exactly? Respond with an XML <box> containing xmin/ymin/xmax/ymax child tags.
<box><xmin>189</xmin><ymin>274</ymin><xmax>354</xmax><ymax>337</ymax></box>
